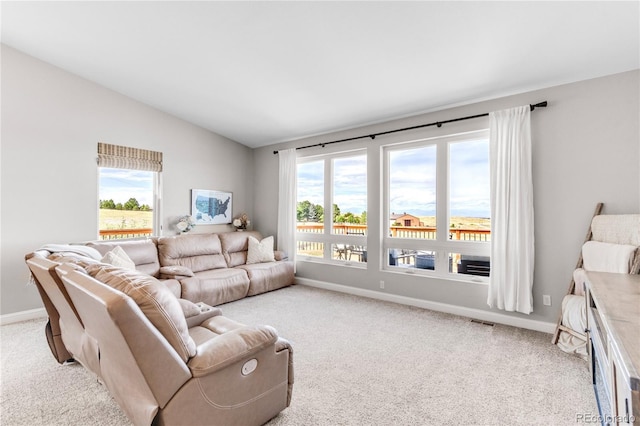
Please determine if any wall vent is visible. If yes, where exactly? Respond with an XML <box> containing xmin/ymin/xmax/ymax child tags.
<box><xmin>470</xmin><ymin>319</ymin><xmax>495</xmax><ymax>327</ymax></box>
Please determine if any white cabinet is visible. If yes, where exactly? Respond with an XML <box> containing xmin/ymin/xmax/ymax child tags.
<box><xmin>611</xmin><ymin>343</ymin><xmax>639</xmax><ymax>424</ymax></box>
<box><xmin>585</xmin><ymin>272</ymin><xmax>639</xmax><ymax>426</ymax></box>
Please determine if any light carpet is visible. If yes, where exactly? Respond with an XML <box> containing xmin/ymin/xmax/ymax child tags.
<box><xmin>1</xmin><ymin>284</ymin><xmax>598</xmax><ymax>425</ymax></box>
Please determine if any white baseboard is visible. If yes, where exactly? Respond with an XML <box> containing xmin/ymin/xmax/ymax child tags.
<box><xmin>0</xmin><ymin>308</ymin><xmax>47</xmax><ymax>326</ymax></box>
<box><xmin>295</xmin><ymin>278</ymin><xmax>556</xmax><ymax>334</ymax></box>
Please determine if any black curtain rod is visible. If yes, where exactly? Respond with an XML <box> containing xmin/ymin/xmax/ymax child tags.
<box><xmin>273</xmin><ymin>101</ymin><xmax>547</xmax><ymax>154</ymax></box>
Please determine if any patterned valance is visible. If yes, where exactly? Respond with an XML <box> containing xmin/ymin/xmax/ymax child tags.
<box><xmin>97</xmin><ymin>142</ymin><xmax>163</xmax><ymax>172</ymax></box>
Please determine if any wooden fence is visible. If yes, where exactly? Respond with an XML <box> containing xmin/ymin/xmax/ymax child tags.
<box><xmin>98</xmin><ymin>228</ymin><xmax>153</xmax><ymax>240</ymax></box>
<box><xmin>297</xmin><ymin>223</ymin><xmax>490</xmax><ymax>241</ymax></box>
<box><xmin>296</xmin><ymin>223</ymin><xmax>491</xmax><ymax>260</ymax></box>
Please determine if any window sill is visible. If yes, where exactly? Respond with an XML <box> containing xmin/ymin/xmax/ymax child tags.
<box><xmin>296</xmin><ymin>257</ymin><xmax>367</xmax><ymax>269</ymax></box>
<box><xmin>382</xmin><ymin>266</ymin><xmax>490</xmax><ymax>285</ymax></box>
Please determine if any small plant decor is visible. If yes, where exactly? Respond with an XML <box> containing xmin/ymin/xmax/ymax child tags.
<box><xmin>233</xmin><ymin>213</ymin><xmax>250</xmax><ymax>231</ymax></box>
<box><xmin>176</xmin><ymin>215</ymin><xmax>196</xmax><ymax>233</ymax></box>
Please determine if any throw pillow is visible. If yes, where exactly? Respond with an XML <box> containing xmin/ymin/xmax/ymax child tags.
<box><xmin>247</xmin><ymin>235</ymin><xmax>275</xmax><ymax>264</ymax></box>
<box><xmin>101</xmin><ymin>245</ymin><xmax>136</xmax><ymax>270</ymax></box>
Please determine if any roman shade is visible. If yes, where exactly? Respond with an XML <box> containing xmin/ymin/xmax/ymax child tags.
<box><xmin>97</xmin><ymin>142</ymin><xmax>163</xmax><ymax>172</ymax></box>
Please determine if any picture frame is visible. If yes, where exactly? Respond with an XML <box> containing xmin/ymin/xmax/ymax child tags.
<box><xmin>191</xmin><ymin>189</ymin><xmax>233</xmax><ymax>225</ymax></box>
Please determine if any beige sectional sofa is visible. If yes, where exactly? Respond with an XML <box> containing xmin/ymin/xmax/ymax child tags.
<box><xmin>25</xmin><ymin>230</ymin><xmax>295</xmax><ymax>425</ymax></box>
<box><xmin>86</xmin><ymin>230</ymin><xmax>294</xmax><ymax>306</ymax></box>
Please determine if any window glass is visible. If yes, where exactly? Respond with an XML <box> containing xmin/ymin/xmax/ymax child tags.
<box><xmin>297</xmin><ymin>161</ymin><xmax>324</xmax><ymax>232</ymax></box>
<box><xmin>332</xmin><ymin>155</ymin><xmax>367</xmax><ymax>235</ymax></box>
<box><xmin>333</xmin><ymin>244</ymin><xmax>367</xmax><ymax>263</ymax></box>
<box><xmin>98</xmin><ymin>168</ymin><xmax>156</xmax><ymax>239</ymax></box>
<box><xmin>450</xmin><ymin>253</ymin><xmax>491</xmax><ymax>277</ymax></box>
<box><xmin>388</xmin><ymin>145</ymin><xmax>437</xmax><ymax>239</ymax></box>
<box><xmin>384</xmin><ymin>131</ymin><xmax>490</xmax><ymax>280</ymax></box>
<box><xmin>297</xmin><ymin>241</ymin><xmax>324</xmax><ymax>258</ymax></box>
<box><xmin>296</xmin><ymin>152</ymin><xmax>367</xmax><ymax>266</ymax></box>
<box><xmin>449</xmin><ymin>139</ymin><xmax>491</xmax><ymax>241</ymax></box>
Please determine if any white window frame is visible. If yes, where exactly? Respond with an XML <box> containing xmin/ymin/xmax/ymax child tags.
<box><xmin>296</xmin><ymin>149</ymin><xmax>367</xmax><ymax>267</ymax></box>
<box><xmin>382</xmin><ymin>130</ymin><xmax>490</xmax><ymax>283</ymax></box>
<box><xmin>96</xmin><ymin>142</ymin><xmax>163</xmax><ymax>239</ymax></box>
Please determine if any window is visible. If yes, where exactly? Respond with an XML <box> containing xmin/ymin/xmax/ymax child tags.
<box><xmin>296</xmin><ymin>151</ymin><xmax>367</xmax><ymax>265</ymax></box>
<box><xmin>97</xmin><ymin>143</ymin><xmax>162</xmax><ymax>239</ymax></box>
<box><xmin>384</xmin><ymin>131</ymin><xmax>490</xmax><ymax>280</ymax></box>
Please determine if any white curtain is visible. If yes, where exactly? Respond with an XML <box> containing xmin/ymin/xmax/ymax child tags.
<box><xmin>487</xmin><ymin>106</ymin><xmax>535</xmax><ymax>314</ymax></box>
<box><xmin>277</xmin><ymin>149</ymin><xmax>297</xmax><ymax>269</ymax></box>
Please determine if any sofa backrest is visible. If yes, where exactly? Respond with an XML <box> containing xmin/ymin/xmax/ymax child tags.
<box><xmin>86</xmin><ymin>239</ymin><xmax>161</xmax><ymax>277</ymax></box>
<box><xmin>157</xmin><ymin>233</ymin><xmax>227</xmax><ymax>272</ymax></box>
<box><xmin>25</xmin><ymin>253</ymin><xmax>80</xmax><ymax>363</ymax></box>
<box><xmin>83</xmin><ymin>263</ymin><xmax>197</xmax><ymax>362</ymax></box>
<box><xmin>218</xmin><ymin>231</ymin><xmax>263</xmax><ymax>267</ymax></box>
<box><xmin>56</xmin><ymin>263</ymin><xmax>191</xmax><ymax>425</ymax></box>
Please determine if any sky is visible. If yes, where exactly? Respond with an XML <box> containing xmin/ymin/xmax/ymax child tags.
<box><xmin>99</xmin><ymin>168</ymin><xmax>154</xmax><ymax>207</ymax></box>
<box><xmin>297</xmin><ymin>155</ymin><xmax>368</xmax><ymax>215</ymax></box>
<box><xmin>297</xmin><ymin>138</ymin><xmax>490</xmax><ymax>219</ymax></box>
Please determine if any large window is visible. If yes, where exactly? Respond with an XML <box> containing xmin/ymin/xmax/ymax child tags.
<box><xmin>384</xmin><ymin>131</ymin><xmax>490</xmax><ymax>280</ymax></box>
<box><xmin>296</xmin><ymin>151</ymin><xmax>367</xmax><ymax>265</ymax></box>
<box><xmin>97</xmin><ymin>143</ymin><xmax>162</xmax><ymax>239</ymax></box>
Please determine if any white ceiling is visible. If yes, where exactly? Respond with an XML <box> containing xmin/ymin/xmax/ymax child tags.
<box><xmin>2</xmin><ymin>1</ymin><xmax>639</xmax><ymax>148</ymax></box>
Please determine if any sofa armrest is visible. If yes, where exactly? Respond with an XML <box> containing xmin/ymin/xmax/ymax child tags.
<box><xmin>160</xmin><ymin>278</ymin><xmax>182</xmax><ymax>298</ymax></box>
<box><xmin>274</xmin><ymin>250</ymin><xmax>288</xmax><ymax>261</ymax></box>
<box><xmin>159</xmin><ymin>265</ymin><xmax>195</xmax><ymax>279</ymax></box>
<box><xmin>178</xmin><ymin>299</ymin><xmax>222</xmax><ymax>328</ymax></box>
<box><xmin>187</xmin><ymin>325</ymin><xmax>278</xmax><ymax>377</ymax></box>
<box><xmin>275</xmin><ymin>337</ymin><xmax>295</xmax><ymax>405</ymax></box>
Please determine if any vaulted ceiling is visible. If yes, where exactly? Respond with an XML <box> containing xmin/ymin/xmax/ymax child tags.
<box><xmin>2</xmin><ymin>1</ymin><xmax>638</xmax><ymax>148</ymax></box>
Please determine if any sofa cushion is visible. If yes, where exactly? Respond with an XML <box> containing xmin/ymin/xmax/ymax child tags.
<box><xmin>247</xmin><ymin>236</ymin><xmax>275</xmax><ymax>264</ymax></box>
<box><xmin>86</xmin><ymin>240</ymin><xmax>161</xmax><ymax>277</ymax></box>
<box><xmin>158</xmin><ymin>234</ymin><xmax>227</xmax><ymax>272</ymax></box>
<box><xmin>236</xmin><ymin>261</ymin><xmax>295</xmax><ymax>296</ymax></box>
<box><xmin>180</xmin><ymin>268</ymin><xmax>250</xmax><ymax>306</ymax></box>
<box><xmin>85</xmin><ymin>263</ymin><xmax>196</xmax><ymax>362</ymax></box>
<box><xmin>218</xmin><ymin>231</ymin><xmax>263</xmax><ymax>267</ymax></box>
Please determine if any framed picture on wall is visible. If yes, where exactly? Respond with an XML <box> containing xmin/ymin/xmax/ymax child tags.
<box><xmin>191</xmin><ymin>189</ymin><xmax>233</xmax><ymax>225</ymax></box>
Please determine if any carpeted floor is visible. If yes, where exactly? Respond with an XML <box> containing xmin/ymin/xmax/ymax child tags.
<box><xmin>1</xmin><ymin>284</ymin><xmax>598</xmax><ymax>425</ymax></box>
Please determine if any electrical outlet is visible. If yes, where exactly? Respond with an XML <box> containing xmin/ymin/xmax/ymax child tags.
<box><xmin>543</xmin><ymin>295</ymin><xmax>551</xmax><ymax>306</ymax></box>
<box><xmin>380</xmin><ymin>280</ymin><xmax>385</xmax><ymax>289</ymax></box>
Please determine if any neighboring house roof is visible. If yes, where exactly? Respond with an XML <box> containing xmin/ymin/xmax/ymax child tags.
<box><xmin>390</xmin><ymin>213</ymin><xmax>419</xmax><ymax>220</ymax></box>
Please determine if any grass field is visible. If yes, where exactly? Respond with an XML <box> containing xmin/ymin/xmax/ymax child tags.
<box><xmin>99</xmin><ymin>209</ymin><xmax>153</xmax><ymax>230</ymax></box>
<box><xmin>419</xmin><ymin>216</ymin><xmax>490</xmax><ymax>230</ymax></box>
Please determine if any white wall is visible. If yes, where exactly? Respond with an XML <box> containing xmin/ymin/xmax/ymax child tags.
<box><xmin>254</xmin><ymin>70</ymin><xmax>640</xmax><ymax>325</ymax></box>
<box><xmin>1</xmin><ymin>45</ymin><xmax>254</xmax><ymax>315</ymax></box>
<box><xmin>3</xmin><ymin>42</ymin><xmax>638</xmax><ymax>325</ymax></box>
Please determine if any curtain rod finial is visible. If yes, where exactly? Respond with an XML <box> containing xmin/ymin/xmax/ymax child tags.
<box><xmin>530</xmin><ymin>101</ymin><xmax>548</xmax><ymax>111</ymax></box>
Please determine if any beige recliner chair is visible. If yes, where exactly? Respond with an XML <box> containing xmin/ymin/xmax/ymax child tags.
<box><xmin>55</xmin><ymin>262</ymin><xmax>293</xmax><ymax>426</ymax></box>
<box><xmin>25</xmin><ymin>252</ymin><xmax>101</xmax><ymax>375</ymax></box>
